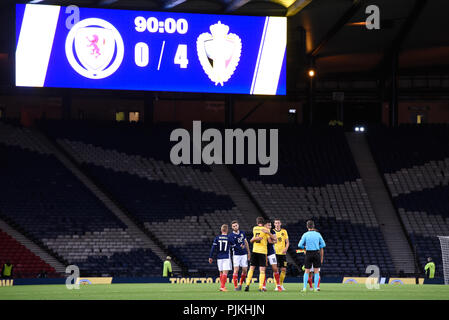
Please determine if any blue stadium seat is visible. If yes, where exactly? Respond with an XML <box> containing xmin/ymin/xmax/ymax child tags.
<box><xmin>367</xmin><ymin>124</ymin><xmax>449</xmax><ymax>278</ymax></box>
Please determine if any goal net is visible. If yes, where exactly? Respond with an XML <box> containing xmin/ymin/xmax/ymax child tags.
<box><xmin>438</xmin><ymin>236</ymin><xmax>449</xmax><ymax>285</ymax></box>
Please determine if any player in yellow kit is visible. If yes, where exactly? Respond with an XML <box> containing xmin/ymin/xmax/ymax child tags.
<box><xmin>244</xmin><ymin>217</ymin><xmax>276</xmax><ymax>292</ymax></box>
<box><xmin>273</xmin><ymin>219</ymin><xmax>289</xmax><ymax>290</ymax></box>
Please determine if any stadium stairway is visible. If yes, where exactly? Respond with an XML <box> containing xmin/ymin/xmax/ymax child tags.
<box><xmin>346</xmin><ymin>132</ymin><xmax>416</xmax><ymax>274</ymax></box>
<box><xmin>365</xmin><ymin>124</ymin><xmax>449</xmax><ymax>277</ymax></box>
<box><xmin>0</xmin><ymin>218</ymin><xmax>66</xmax><ymax>275</ymax></box>
<box><xmin>209</xmin><ymin>164</ymin><xmax>262</xmax><ymax>227</ymax></box>
<box><xmin>210</xmin><ymin>164</ymin><xmax>301</xmax><ymax>270</ymax></box>
<box><xmin>31</xmin><ymin>130</ymin><xmax>183</xmax><ymax>275</ymax></box>
<box><xmin>183</xmin><ymin>124</ymin><xmax>258</xmax><ymax>235</ymax></box>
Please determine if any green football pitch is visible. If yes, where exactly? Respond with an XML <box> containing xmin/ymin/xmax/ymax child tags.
<box><xmin>0</xmin><ymin>283</ymin><xmax>448</xmax><ymax>300</ymax></box>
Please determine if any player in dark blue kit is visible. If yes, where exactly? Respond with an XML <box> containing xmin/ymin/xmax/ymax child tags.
<box><xmin>209</xmin><ymin>224</ymin><xmax>232</xmax><ymax>291</ymax></box>
<box><xmin>229</xmin><ymin>220</ymin><xmax>250</xmax><ymax>291</ymax></box>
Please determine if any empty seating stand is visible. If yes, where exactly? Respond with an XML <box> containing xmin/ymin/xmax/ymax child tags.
<box><xmin>367</xmin><ymin>124</ymin><xmax>449</xmax><ymax>277</ymax></box>
<box><xmin>231</xmin><ymin>125</ymin><xmax>395</xmax><ymax>277</ymax></box>
<box><xmin>0</xmin><ymin>121</ymin><xmax>163</xmax><ymax>277</ymax></box>
<box><xmin>0</xmin><ymin>229</ymin><xmax>57</xmax><ymax>278</ymax></box>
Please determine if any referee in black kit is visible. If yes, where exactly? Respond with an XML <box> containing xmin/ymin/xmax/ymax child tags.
<box><xmin>298</xmin><ymin>220</ymin><xmax>326</xmax><ymax>292</ymax></box>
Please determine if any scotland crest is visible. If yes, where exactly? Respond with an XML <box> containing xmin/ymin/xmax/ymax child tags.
<box><xmin>65</xmin><ymin>18</ymin><xmax>124</xmax><ymax>79</ymax></box>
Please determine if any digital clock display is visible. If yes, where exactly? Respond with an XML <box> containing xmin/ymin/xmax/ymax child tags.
<box><xmin>15</xmin><ymin>4</ymin><xmax>287</xmax><ymax>95</ymax></box>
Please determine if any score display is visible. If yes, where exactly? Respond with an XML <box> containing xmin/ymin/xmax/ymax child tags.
<box><xmin>15</xmin><ymin>4</ymin><xmax>287</xmax><ymax>95</ymax></box>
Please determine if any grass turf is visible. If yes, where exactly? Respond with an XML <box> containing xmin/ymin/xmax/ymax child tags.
<box><xmin>0</xmin><ymin>283</ymin><xmax>449</xmax><ymax>300</ymax></box>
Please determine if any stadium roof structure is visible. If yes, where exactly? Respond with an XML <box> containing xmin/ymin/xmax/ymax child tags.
<box><xmin>1</xmin><ymin>0</ymin><xmax>449</xmax><ymax>86</ymax></box>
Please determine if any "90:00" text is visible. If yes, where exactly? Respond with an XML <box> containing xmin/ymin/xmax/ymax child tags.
<box><xmin>135</xmin><ymin>17</ymin><xmax>188</xmax><ymax>34</ymax></box>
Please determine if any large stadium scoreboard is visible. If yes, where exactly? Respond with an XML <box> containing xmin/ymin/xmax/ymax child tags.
<box><xmin>15</xmin><ymin>4</ymin><xmax>286</xmax><ymax>95</ymax></box>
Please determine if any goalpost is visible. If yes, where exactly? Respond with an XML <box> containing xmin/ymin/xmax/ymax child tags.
<box><xmin>438</xmin><ymin>236</ymin><xmax>449</xmax><ymax>285</ymax></box>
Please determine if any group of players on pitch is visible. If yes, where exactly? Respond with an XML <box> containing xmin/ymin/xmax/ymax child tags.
<box><xmin>209</xmin><ymin>217</ymin><xmax>326</xmax><ymax>292</ymax></box>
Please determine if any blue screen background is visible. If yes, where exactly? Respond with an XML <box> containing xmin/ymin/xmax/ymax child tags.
<box><xmin>16</xmin><ymin>5</ymin><xmax>286</xmax><ymax>95</ymax></box>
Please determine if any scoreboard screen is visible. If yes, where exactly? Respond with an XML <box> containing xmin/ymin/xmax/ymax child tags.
<box><xmin>15</xmin><ymin>4</ymin><xmax>287</xmax><ymax>95</ymax></box>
